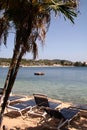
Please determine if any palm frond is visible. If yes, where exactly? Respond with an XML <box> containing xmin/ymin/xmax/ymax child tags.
<box><xmin>0</xmin><ymin>17</ymin><xmax>9</xmax><ymax>45</ymax></box>
<box><xmin>31</xmin><ymin>41</ymin><xmax>38</xmax><ymax>59</ymax></box>
<box><xmin>48</xmin><ymin>0</ymin><xmax>78</xmax><ymax>23</ymax></box>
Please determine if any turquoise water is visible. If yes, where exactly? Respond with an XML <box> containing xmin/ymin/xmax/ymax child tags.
<box><xmin>0</xmin><ymin>66</ymin><xmax>87</xmax><ymax>104</ymax></box>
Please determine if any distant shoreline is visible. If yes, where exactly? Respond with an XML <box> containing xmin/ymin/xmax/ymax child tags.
<box><xmin>0</xmin><ymin>58</ymin><xmax>87</xmax><ymax>67</ymax></box>
<box><xmin>0</xmin><ymin>65</ymin><xmax>75</xmax><ymax>68</ymax></box>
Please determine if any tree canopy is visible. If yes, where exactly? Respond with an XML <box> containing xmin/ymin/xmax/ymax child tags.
<box><xmin>0</xmin><ymin>0</ymin><xmax>79</xmax><ymax>58</ymax></box>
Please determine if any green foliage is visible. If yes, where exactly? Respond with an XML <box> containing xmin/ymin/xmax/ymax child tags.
<box><xmin>0</xmin><ymin>58</ymin><xmax>87</xmax><ymax>67</ymax></box>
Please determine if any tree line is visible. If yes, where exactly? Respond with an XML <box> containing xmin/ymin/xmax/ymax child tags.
<box><xmin>0</xmin><ymin>58</ymin><xmax>87</xmax><ymax>67</ymax></box>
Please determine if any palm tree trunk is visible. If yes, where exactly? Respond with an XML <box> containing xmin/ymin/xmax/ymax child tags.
<box><xmin>0</xmin><ymin>14</ymin><xmax>33</xmax><ymax>127</ymax></box>
<box><xmin>1</xmin><ymin>49</ymin><xmax>24</xmax><ymax>112</ymax></box>
<box><xmin>0</xmin><ymin>43</ymin><xmax>20</xmax><ymax>106</ymax></box>
<box><xmin>0</xmin><ymin>46</ymin><xmax>24</xmax><ymax>127</ymax></box>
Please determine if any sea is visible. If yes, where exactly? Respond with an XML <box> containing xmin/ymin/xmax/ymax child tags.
<box><xmin>0</xmin><ymin>66</ymin><xmax>87</xmax><ymax>104</ymax></box>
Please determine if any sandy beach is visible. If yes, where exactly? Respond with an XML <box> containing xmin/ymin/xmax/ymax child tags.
<box><xmin>1</xmin><ymin>96</ymin><xmax>87</xmax><ymax>130</ymax></box>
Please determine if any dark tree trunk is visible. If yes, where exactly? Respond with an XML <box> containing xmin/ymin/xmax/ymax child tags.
<box><xmin>0</xmin><ymin>12</ymin><xmax>33</xmax><ymax>127</ymax></box>
<box><xmin>0</xmin><ymin>45</ymin><xmax>24</xmax><ymax>127</ymax></box>
<box><xmin>0</xmin><ymin>43</ymin><xmax>20</xmax><ymax>101</ymax></box>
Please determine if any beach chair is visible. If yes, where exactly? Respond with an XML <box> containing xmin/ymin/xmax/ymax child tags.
<box><xmin>7</xmin><ymin>99</ymin><xmax>36</xmax><ymax>118</ymax></box>
<box><xmin>39</xmin><ymin>107</ymin><xmax>80</xmax><ymax>130</ymax></box>
<box><xmin>0</xmin><ymin>89</ymin><xmax>25</xmax><ymax>106</ymax></box>
<box><xmin>1</xmin><ymin>95</ymin><xmax>26</xmax><ymax>106</ymax></box>
<box><xmin>0</xmin><ymin>87</ymin><xmax>25</xmax><ymax>103</ymax></box>
<box><xmin>70</xmin><ymin>104</ymin><xmax>87</xmax><ymax>118</ymax></box>
<box><xmin>70</xmin><ymin>104</ymin><xmax>87</xmax><ymax>111</ymax></box>
<box><xmin>8</xmin><ymin>95</ymin><xmax>26</xmax><ymax>104</ymax></box>
<box><xmin>33</xmin><ymin>93</ymin><xmax>61</xmax><ymax>108</ymax></box>
<box><xmin>28</xmin><ymin>93</ymin><xmax>61</xmax><ymax>117</ymax></box>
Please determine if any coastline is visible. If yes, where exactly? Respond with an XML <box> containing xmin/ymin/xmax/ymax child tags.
<box><xmin>0</xmin><ymin>64</ymin><xmax>74</xmax><ymax>68</ymax></box>
<box><xmin>0</xmin><ymin>58</ymin><xmax>87</xmax><ymax>67</ymax></box>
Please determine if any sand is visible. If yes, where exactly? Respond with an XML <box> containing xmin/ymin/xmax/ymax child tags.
<box><xmin>1</xmin><ymin>96</ymin><xmax>87</xmax><ymax>130</ymax></box>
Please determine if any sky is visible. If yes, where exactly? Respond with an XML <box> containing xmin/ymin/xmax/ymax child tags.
<box><xmin>0</xmin><ymin>0</ymin><xmax>87</xmax><ymax>62</ymax></box>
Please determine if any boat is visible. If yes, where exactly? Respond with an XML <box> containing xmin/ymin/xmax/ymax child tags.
<box><xmin>34</xmin><ymin>72</ymin><xmax>45</xmax><ymax>75</ymax></box>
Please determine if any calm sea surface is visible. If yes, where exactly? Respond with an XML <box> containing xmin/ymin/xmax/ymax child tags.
<box><xmin>0</xmin><ymin>66</ymin><xmax>87</xmax><ymax>104</ymax></box>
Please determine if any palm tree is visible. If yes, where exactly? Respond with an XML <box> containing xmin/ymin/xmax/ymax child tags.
<box><xmin>0</xmin><ymin>0</ymin><xmax>79</xmax><ymax>127</ymax></box>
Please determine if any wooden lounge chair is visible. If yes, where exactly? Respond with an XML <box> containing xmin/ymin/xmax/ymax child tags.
<box><xmin>38</xmin><ymin>107</ymin><xmax>80</xmax><ymax>130</ymax></box>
